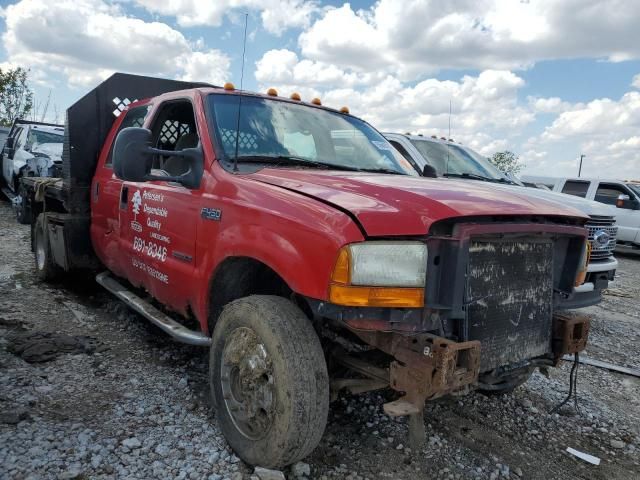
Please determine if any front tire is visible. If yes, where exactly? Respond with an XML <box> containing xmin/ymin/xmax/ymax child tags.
<box><xmin>210</xmin><ymin>295</ymin><xmax>329</xmax><ymax>468</ymax></box>
<box><xmin>34</xmin><ymin>214</ymin><xmax>59</xmax><ymax>281</ymax></box>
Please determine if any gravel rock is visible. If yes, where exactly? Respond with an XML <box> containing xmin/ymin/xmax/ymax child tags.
<box><xmin>121</xmin><ymin>437</ymin><xmax>142</xmax><ymax>449</ymax></box>
<box><xmin>610</xmin><ymin>439</ymin><xmax>626</xmax><ymax>449</ymax></box>
<box><xmin>291</xmin><ymin>461</ymin><xmax>311</xmax><ymax>478</ymax></box>
<box><xmin>253</xmin><ymin>466</ymin><xmax>286</xmax><ymax>480</ymax></box>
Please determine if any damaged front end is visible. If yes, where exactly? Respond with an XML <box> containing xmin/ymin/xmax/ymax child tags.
<box><xmin>309</xmin><ymin>217</ymin><xmax>592</xmax><ymax>448</ymax></box>
<box><xmin>24</xmin><ymin>152</ymin><xmax>61</xmax><ymax>178</ymax></box>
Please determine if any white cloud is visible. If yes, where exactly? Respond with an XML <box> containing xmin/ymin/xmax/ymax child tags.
<box><xmin>255</xmin><ymin>48</ymin><xmax>387</xmax><ymax>88</ymax></box>
<box><xmin>2</xmin><ymin>0</ymin><xmax>231</xmax><ymax>87</ymax></box>
<box><xmin>528</xmin><ymin>96</ymin><xmax>573</xmax><ymax>114</ymax></box>
<box><xmin>632</xmin><ymin>74</ymin><xmax>640</xmax><ymax>89</ymax></box>
<box><xmin>540</xmin><ymin>92</ymin><xmax>640</xmax><ymax>141</ymax></box>
<box><xmin>134</xmin><ymin>0</ymin><xmax>318</xmax><ymax>35</ymax></box>
<box><xmin>298</xmin><ymin>0</ymin><xmax>640</xmax><ymax>79</ymax></box>
<box><xmin>525</xmin><ymin>91</ymin><xmax>640</xmax><ymax>177</ymax></box>
<box><xmin>178</xmin><ymin>51</ymin><xmax>231</xmax><ymax>85</ymax></box>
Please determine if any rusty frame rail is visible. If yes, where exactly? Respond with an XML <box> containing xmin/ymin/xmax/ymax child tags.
<box><xmin>552</xmin><ymin>312</ymin><xmax>590</xmax><ymax>363</ymax></box>
<box><xmin>339</xmin><ymin>329</ymin><xmax>481</xmax><ymax>450</ymax></box>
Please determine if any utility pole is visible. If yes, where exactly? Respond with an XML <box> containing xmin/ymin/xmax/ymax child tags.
<box><xmin>578</xmin><ymin>154</ymin><xmax>585</xmax><ymax>177</ymax></box>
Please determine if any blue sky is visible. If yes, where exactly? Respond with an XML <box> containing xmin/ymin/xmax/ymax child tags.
<box><xmin>1</xmin><ymin>0</ymin><xmax>639</xmax><ymax>179</ymax></box>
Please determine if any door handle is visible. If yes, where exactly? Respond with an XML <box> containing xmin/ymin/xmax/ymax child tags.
<box><xmin>120</xmin><ymin>186</ymin><xmax>129</xmax><ymax>210</ymax></box>
<box><xmin>93</xmin><ymin>181</ymin><xmax>100</xmax><ymax>202</ymax></box>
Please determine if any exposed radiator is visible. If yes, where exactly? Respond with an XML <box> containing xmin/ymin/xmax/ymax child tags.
<box><xmin>466</xmin><ymin>239</ymin><xmax>554</xmax><ymax>372</ymax></box>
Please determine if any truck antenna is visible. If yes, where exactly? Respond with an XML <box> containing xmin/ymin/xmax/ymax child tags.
<box><xmin>233</xmin><ymin>13</ymin><xmax>249</xmax><ymax>173</ymax></box>
<box><xmin>445</xmin><ymin>99</ymin><xmax>452</xmax><ymax>174</ymax></box>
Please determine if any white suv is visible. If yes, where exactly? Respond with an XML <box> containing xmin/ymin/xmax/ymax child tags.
<box><xmin>385</xmin><ymin>133</ymin><xmax>618</xmax><ymax>309</ymax></box>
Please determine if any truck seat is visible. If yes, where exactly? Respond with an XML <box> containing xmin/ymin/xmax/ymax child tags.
<box><xmin>163</xmin><ymin>132</ymin><xmax>198</xmax><ymax>176</ymax></box>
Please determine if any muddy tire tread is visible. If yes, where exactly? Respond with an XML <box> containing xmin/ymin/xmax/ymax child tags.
<box><xmin>210</xmin><ymin>295</ymin><xmax>329</xmax><ymax>468</ymax></box>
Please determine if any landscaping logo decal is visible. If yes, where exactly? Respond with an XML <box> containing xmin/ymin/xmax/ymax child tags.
<box><xmin>132</xmin><ymin>190</ymin><xmax>142</xmax><ymax>218</ymax></box>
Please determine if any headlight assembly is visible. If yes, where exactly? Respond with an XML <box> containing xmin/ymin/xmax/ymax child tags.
<box><xmin>329</xmin><ymin>241</ymin><xmax>427</xmax><ymax>308</ymax></box>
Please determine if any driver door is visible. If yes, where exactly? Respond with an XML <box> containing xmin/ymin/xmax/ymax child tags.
<box><xmin>119</xmin><ymin>98</ymin><xmax>202</xmax><ymax>315</ymax></box>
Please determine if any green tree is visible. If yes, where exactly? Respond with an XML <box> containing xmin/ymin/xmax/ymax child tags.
<box><xmin>0</xmin><ymin>67</ymin><xmax>33</xmax><ymax>127</ymax></box>
<box><xmin>489</xmin><ymin>150</ymin><xmax>524</xmax><ymax>175</ymax></box>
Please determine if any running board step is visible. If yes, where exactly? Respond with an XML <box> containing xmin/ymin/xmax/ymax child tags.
<box><xmin>96</xmin><ymin>271</ymin><xmax>211</xmax><ymax>347</ymax></box>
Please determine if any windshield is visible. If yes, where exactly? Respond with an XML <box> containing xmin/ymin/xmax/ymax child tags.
<box><xmin>29</xmin><ymin>129</ymin><xmax>63</xmax><ymax>145</ymax></box>
<box><xmin>207</xmin><ymin>94</ymin><xmax>412</xmax><ymax>174</ymax></box>
<box><xmin>627</xmin><ymin>183</ymin><xmax>640</xmax><ymax>197</ymax></box>
<box><xmin>410</xmin><ymin>139</ymin><xmax>506</xmax><ymax>179</ymax></box>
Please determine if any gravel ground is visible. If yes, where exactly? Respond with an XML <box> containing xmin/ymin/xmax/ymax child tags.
<box><xmin>1</xmin><ymin>199</ymin><xmax>639</xmax><ymax>479</ymax></box>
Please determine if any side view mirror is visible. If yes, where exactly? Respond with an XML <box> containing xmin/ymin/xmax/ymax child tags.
<box><xmin>422</xmin><ymin>164</ymin><xmax>438</xmax><ymax>178</ymax></box>
<box><xmin>616</xmin><ymin>194</ymin><xmax>637</xmax><ymax>209</ymax></box>
<box><xmin>113</xmin><ymin>127</ymin><xmax>204</xmax><ymax>189</ymax></box>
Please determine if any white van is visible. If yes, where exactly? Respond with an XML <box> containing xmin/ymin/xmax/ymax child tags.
<box><xmin>521</xmin><ymin>175</ymin><xmax>640</xmax><ymax>250</ymax></box>
<box><xmin>384</xmin><ymin>133</ymin><xmax>619</xmax><ymax>308</ymax></box>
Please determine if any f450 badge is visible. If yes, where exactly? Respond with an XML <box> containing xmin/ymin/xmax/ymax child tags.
<box><xmin>201</xmin><ymin>207</ymin><xmax>222</xmax><ymax>221</ymax></box>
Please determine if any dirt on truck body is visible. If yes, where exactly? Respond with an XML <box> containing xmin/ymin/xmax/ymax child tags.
<box><xmin>21</xmin><ymin>72</ymin><xmax>592</xmax><ymax>468</ymax></box>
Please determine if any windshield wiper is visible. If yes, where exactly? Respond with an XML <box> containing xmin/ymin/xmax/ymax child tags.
<box><xmin>443</xmin><ymin>172</ymin><xmax>495</xmax><ymax>182</ymax></box>
<box><xmin>443</xmin><ymin>172</ymin><xmax>516</xmax><ymax>184</ymax></box>
<box><xmin>356</xmin><ymin>167</ymin><xmax>405</xmax><ymax>175</ymax></box>
<box><xmin>232</xmin><ymin>155</ymin><xmax>360</xmax><ymax>172</ymax></box>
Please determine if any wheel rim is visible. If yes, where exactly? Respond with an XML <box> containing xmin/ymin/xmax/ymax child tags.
<box><xmin>36</xmin><ymin>231</ymin><xmax>46</xmax><ymax>271</ymax></box>
<box><xmin>220</xmin><ymin>327</ymin><xmax>275</xmax><ymax>440</ymax></box>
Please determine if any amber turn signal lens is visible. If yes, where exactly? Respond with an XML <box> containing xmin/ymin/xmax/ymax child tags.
<box><xmin>331</xmin><ymin>247</ymin><xmax>351</xmax><ymax>285</ymax></box>
<box><xmin>311</xmin><ymin>97</ymin><xmax>322</xmax><ymax>105</ymax></box>
<box><xmin>290</xmin><ymin>92</ymin><xmax>301</xmax><ymax>101</ymax></box>
<box><xmin>267</xmin><ymin>88</ymin><xmax>278</xmax><ymax>96</ymax></box>
<box><xmin>575</xmin><ymin>242</ymin><xmax>592</xmax><ymax>286</ymax></box>
<box><xmin>329</xmin><ymin>284</ymin><xmax>424</xmax><ymax>308</ymax></box>
<box><xmin>223</xmin><ymin>82</ymin><xmax>235</xmax><ymax>91</ymax></box>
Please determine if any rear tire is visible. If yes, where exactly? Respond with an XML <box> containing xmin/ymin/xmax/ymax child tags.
<box><xmin>210</xmin><ymin>295</ymin><xmax>329</xmax><ymax>468</ymax></box>
<box><xmin>16</xmin><ymin>181</ymin><xmax>31</xmax><ymax>224</ymax></box>
<box><xmin>34</xmin><ymin>214</ymin><xmax>59</xmax><ymax>281</ymax></box>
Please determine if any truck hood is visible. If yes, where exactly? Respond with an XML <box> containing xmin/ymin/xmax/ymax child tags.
<box><xmin>31</xmin><ymin>143</ymin><xmax>63</xmax><ymax>162</ymax></box>
<box><xmin>489</xmin><ymin>183</ymin><xmax>615</xmax><ymax>219</ymax></box>
<box><xmin>251</xmin><ymin>169</ymin><xmax>588</xmax><ymax>236</ymax></box>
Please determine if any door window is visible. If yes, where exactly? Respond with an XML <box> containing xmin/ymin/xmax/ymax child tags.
<box><xmin>106</xmin><ymin>105</ymin><xmax>150</xmax><ymax>167</ymax></box>
<box><xmin>13</xmin><ymin>127</ymin><xmax>25</xmax><ymax>150</ymax></box>
<box><xmin>150</xmin><ymin>100</ymin><xmax>200</xmax><ymax>177</ymax></box>
<box><xmin>595</xmin><ymin>183</ymin><xmax>631</xmax><ymax>206</ymax></box>
<box><xmin>561</xmin><ymin>180</ymin><xmax>590</xmax><ymax>198</ymax></box>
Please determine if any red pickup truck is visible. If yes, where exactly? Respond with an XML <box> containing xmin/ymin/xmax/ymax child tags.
<box><xmin>23</xmin><ymin>73</ymin><xmax>591</xmax><ymax>468</ymax></box>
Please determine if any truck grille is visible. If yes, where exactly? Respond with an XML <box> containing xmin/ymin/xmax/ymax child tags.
<box><xmin>466</xmin><ymin>240</ymin><xmax>554</xmax><ymax>372</ymax></box>
<box><xmin>586</xmin><ymin>216</ymin><xmax>617</xmax><ymax>261</ymax></box>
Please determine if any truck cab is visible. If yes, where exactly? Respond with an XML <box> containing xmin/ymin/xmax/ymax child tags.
<box><xmin>24</xmin><ymin>74</ymin><xmax>593</xmax><ymax>469</ymax></box>
<box><xmin>522</xmin><ymin>175</ymin><xmax>640</xmax><ymax>250</ymax></box>
<box><xmin>384</xmin><ymin>133</ymin><xmax>618</xmax><ymax>308</ymax></box>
